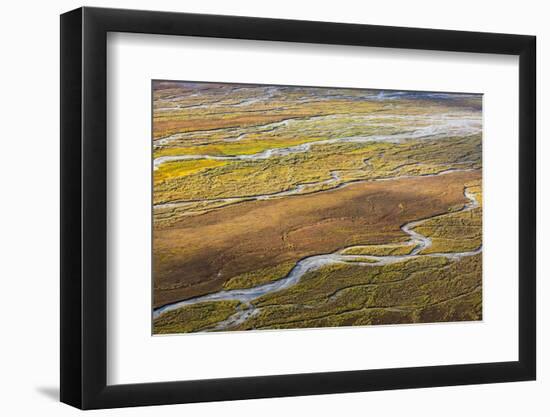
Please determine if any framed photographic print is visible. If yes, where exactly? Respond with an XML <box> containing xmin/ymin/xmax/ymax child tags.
<box><xmin>60</xmin><ymin>6</ymin><xmax>536</xmax><ymax>409</ymax></box>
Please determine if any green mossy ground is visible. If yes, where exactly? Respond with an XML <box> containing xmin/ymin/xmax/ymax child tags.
<box><xmin>414</xmin><ymin>181</ymin><xmax>482</xmax><ymax>254</ymax></box>
<box><xmin>231</xmin><ymin>254</ymin><xmax>481</xmax><ymax>330</ymax></box>
<box><xmin>223</xmin><ymin>261</ymin><xmax>296</xmax><ymax>290</ymax></box>
<box><xmin>341</xmin><ymin>243</ymin><xmax>415</xmax><ymax>256</ymax></box>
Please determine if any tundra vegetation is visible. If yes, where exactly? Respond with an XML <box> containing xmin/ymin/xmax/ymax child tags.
<box><xmin>151</xmin><ymin>81</ymin><xmax>482</xmax><ymax>334</ymax></box>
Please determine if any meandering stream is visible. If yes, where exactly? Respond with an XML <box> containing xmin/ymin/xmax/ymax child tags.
<box><xmin>152</xmin><ymin>175</ymin><xmax>481</xmax><ymax>331</ymax></box>
<box><xmin>153</xmin><ymin>112</ymin><xmax>481</xmax><ymax>217</ymax></box>
<box><xmin>154</xmin><ymin>162</ymin><xmax>476</xmax><ymax>212</ymax></box>
<box><xmin>153</xmin><ymin>114</ymin><xmax>481</xmax><ymax>170</ymax></box>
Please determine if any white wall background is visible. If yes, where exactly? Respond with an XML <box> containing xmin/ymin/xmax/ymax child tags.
<box><xmin>0</xmin><ymin>0</ymin><xmax>545</xmax><ymax>415</ymax></box>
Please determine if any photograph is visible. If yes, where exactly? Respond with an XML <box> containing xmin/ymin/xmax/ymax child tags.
<box><xmin>0</xmin><ymin>1</ymin><xmax>538</xmax><ymax>414</ymax></box>
<box><xmin>152</xmin><ymin>81</ymin><xmax>483</xmax><ymax>334</ymax></box>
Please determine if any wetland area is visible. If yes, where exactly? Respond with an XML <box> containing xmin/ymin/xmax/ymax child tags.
<box><xmin>152</xmin><ymin>81</ymin><xmax>482</xmax><ymax>334</ymax></box>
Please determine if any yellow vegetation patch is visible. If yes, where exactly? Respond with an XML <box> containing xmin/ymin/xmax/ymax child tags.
<box><xmin>153</xmin><ymin>300</ymin><xmax>241</xmax><ymax>334</ymax></box>
<box><xmin>414</xmin><ymin>180</ymin><xmax>482</xmax><ymax>254</ymax></box>
<box><xmin>154</xmin><ymin>159</ymin><xmax>228</xmax><ymax>185</ymax></box>
<box><xmin>154</xmin><ymin>137</ymin><xmax>323</xmax><ymax>158</ymax></box>
<box><xmin>341</xmin><ymin>244</ymin><xmax>415</xmax><ymax>256</ymax></box>
<box><xmin>226</xmin><ymin>254</ymin><xmax>481</xmax><ymax>330</ymax></box>
<box><xmin>223</xmin><ymin>261</ymin><xmax>296</xmax><ymax>290</ymax></box>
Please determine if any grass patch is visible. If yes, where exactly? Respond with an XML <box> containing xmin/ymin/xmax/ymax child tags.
<box><xmin>223</xmin><ymin>261</ymin><xmax>296</xmax><ymax>290</ymax></box>
<box><xmin>341</xmin><ymin>244</ymin><xmax>415</xmax><ymax>256</ymax></box>
<box><xmin>414</xmin><ymin>180</ymin><xmax>482</xmax><ymax>254</ymax></box>
<box><xmin>154</xmin><ymin>159</ymin><xmax>228</xmax><ymax>184</ymax></box>
<box><xmin>154</xmin><ymin>137</ymin><xmax>323</xmax><ymax>158</ymax></box>
<box><xmin>342</xmin><ymin>257</ymin><xmax>379</xmax><ymax>263</ymax></box>
<box><xmin>227</xmin><ymin>254</ymin><xmax>481</xmax><ymax>330</ymax></box>
<box><xmin>153</xmin><ymin>300</ymin><xmax>241</xmax><ymax>334</ymax></box>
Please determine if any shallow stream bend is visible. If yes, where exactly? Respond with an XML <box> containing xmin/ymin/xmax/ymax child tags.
<box><xmin>153</xmin><ymin>181</ymin><xmax>481</xmax><ymax>331</ymax></box>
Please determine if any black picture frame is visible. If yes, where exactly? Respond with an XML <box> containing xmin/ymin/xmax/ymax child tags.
<box><xmin>60</xmin><ymin>6</ymin><xmax>536</xmax><ymax>410</ymax></box>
